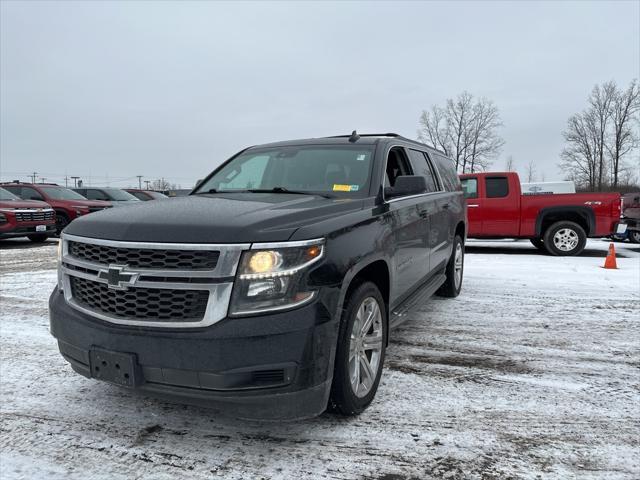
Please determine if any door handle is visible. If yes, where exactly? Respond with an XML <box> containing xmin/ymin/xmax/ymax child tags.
<box><xmin>468</xmin><ymin>204</ymin><xmax>479</xmax><ymax>208</ymax></box>
<box><xmin>419</xmin><ymin>210</ymin><xmax>428</xmax><ymax>218</ymax></box>
<box><xmin>442</xmin><ymin>203</ymin><xmax>450</xmax><ymax>209</ymax></box>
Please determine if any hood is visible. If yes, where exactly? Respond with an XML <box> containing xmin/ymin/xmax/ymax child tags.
<box><xmin>65</xmin><ymin>193</ymin><xmax>365</xmax><ymax>243</ymax></box>
<box><xmin>0</xmin><ymin>199</ymin><xmax>52</xmax><ymax>210</ymax></box>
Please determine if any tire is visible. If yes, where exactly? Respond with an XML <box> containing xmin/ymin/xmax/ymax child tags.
<box><xmin>629</xmin><ymin>230</ymin><xmax>640</xmax><ymax>244</ymax></box>
<box><xmin>542</xmin><ymin>221</ymin><xmax>587</xmax><ymax>256</ymax></box>
<box><xmin>530</xmin><ymin>238</ymin><xmax>545</xmax><ymax>250</ymax></box>
<box><xmin>55</xmin><ymin>212</ymin><xmax>70</xmax><ymax>235</ymax></box>
<box><xmin>329</xmin><ymin>281</ymin><xmax>387</xmax><ymax>416</ymax></box>
<box><xmin>27</xmin><ymin>234</ymin><xmax>49</xmax><ymax>243</ymax></box>
<box><xmin>436</xmin><ymin>235</ymin><xmax>464</xmax><ymax>298</ymax></box>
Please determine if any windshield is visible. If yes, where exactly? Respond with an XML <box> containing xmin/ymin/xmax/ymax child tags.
<box><xmin>40</xmin><ymin>186</ymin><xmax>88</xmax><ymax>200</ymax></box>
<box><xmin>195</xmin><ymin>145</ymin><xmax>375</xmax><ymax>197</ymax></box>
<box><xmin>103</xmin><ymin>188</ymin><xmax>140</xmax><ymax>201</ymax></box>
<box><xmin>0</xmin><ymin>187</ymin><xmax>20</xmax><ymax>201</ymax></box>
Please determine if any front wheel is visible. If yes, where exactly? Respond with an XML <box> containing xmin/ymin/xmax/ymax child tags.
<box><xmin>437</xmin><ymin>235</ymin><xmax>464</xmax><ymax>298</ymax></box>
<box><xmin>543</xmin><ymin>221</ymin><xmax>587</xmax><ymax>256</ymax></box>
<box><xmin>56</xmin><ymin>213</ymin><xmax>70</xmax><ymax>235</ymax></box>
<box><xmin>629</xmin><ymin>230</ymin><xmax>640</xmax><ymax>244</ymax></box>
<box><xmin>329</xmin><ymin>281</ymin><xmax>387</xmax><ymax>416</ymax></box>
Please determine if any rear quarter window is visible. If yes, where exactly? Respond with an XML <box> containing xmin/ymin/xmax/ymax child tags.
<box><xmin>485</xmin><ymin>177</ymin><xmax>509</xmax><ymax>198</ymax></box>
<box><xmin>432</xmin><ymin>154</ymin><xmax>461</xmax><ymax>192</ymax></box>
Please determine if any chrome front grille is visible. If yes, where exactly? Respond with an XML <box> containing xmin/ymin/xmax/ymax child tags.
<box><xmin>60</xmin><ymin>234</ymin><xmax>250</xmax><ymax>328</ymax></box>
<box><xmin>15</xmin><ymin>209</ymin><xmax>55</xmax><ymax>222</ymax></box>
<box><xmin>68</xmin><ymin>241</ymin><xmax>219</xmax><ymax>270</ymax></box>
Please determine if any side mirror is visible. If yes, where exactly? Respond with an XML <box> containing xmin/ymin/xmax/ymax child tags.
<box><xmin>384</xmin><ymin>176</ymin><xmax>427</xmax><ymax>199</ymax></box>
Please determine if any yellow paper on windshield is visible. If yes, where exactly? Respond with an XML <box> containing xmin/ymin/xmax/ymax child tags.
<box><xmin>333</xmin><ymin>184</ymin><xmax>358</xmax><ymax>192</ymax></box>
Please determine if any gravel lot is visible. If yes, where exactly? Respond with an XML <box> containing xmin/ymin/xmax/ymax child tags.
<box><xmin>1</xmin><ymin>238</ymin><xmax>639</xmax><ymax>479</ymax></box>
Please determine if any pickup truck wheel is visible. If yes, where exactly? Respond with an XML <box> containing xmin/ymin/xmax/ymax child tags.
<box><xmin>329</xmin><ymin>281</ymin><xmax>387</xmax><ymax>416</ymax></box>
<box><xmin>543</xmin><ymin>221</ymin><xmax>587</xmax><ymax>256</ymax></box>
<box><xmin>530</xmin><ymin>238</ymin><xmax>545</xmax><ymax>250</ymax></box>
<box><xmin>630</xmin><ymin>230</ymin><xmax>640</xmax><ymax>244</ymax></box>
<box><xmin>27</xmin><ymin>234</ymin><xmax>49</xmax><ymax>243</ymax></box>
<box><xmin>436</xmin><ymin>235</ymin><xmax>464</xmax><ymax>298</ymax></box>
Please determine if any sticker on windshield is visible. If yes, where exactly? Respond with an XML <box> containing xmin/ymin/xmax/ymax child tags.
<box><xmin>356</xmin><ymin>154</ymin><xmax>366</xmax><ymax>161</ymax></box>
<box><xmin>333</xmin><ymin>184</ymin><xmax>359</xmax><ymax>192</ymax></box>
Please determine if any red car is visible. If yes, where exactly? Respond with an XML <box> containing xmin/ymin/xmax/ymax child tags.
<box><xmin>0</xmin><ymin>187</ymin><xmax>57</xmax><ymax>242</ymax></box>
<box><xmin>1</xmin><ymin>183</ymin><xmax>111</xmax><ymax>234</ymax></box>
<box><xmin>459</xmin><ymin>172</ymin><xmax>621</xmax><ymax>256</ymax></box>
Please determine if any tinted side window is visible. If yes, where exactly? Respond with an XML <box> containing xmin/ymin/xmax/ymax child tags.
<box><xmin>21</xmin><ymin>187</ymin><xmax>44</xmax><ymax>200</ymax></box>
<box><xmin>407</xmin><ymin>150</ymin><xmax>438</xmax><ymax>193</ymax></box>
<box><xmin>460</xmin><ymin>178</ymin><xmax>478</xmax><ymax>199</ymax></box>
<box><xmin>486</xmin><ymin>177</ymin><xmax>509</xmax><ymax>198</ymax></box>
<box><xmin>87</xmin><ymin>189</ymin><xmax>108</xmax><ymax>201</ymax></box>
<box><xmin>131</xmin><ymin>191</ymin><xmax>149</xmax><ymax>201</ymax></box>
<box><xmin>432</xmin><ymin>154</ymin><xmax>461</xmax><ymax>192</ymax></box>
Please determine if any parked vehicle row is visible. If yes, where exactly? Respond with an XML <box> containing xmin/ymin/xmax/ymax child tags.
<box><xmin>0</xmin><ymin>182</ymin><xmax>168</xmax><ymax>241</ymax></box>
<box><xmin>0</xmin><ymin>187</ymin><xmax>57</xmax><ymax>242</ymax></box>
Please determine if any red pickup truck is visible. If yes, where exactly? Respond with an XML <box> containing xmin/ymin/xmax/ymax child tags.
<box><xmin>459</xmin><ymin>172</ymin><xmax>621</xmax><ymax>256</ymax></box>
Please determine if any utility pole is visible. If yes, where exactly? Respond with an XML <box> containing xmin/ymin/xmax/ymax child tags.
<box><xmin>144</xmin><ymin>180</ymin><xmax>150</xmax><ymax>189</ymax></box>
<box><xmin>137</xmin><ymin>175</ymin><xmax>143</xmax><ymax>189</ymax></box>
<box><xmin>64</xmin><ymin>176</ymin><xmax>69</xmax><ymax>187</ymax></box>
<box><xmin>71</xmin><ymin>176</ymin><xmax>80</xmax><ymax>187</ymax></box>
<box><xmin>31</xmin><ymin>172</ymin><xmax>38</xmax><ymax>183</ymax></box>
<box><xmin>39</xmin><ymin>177</ymin><xmax>46</xmax><ymax>183</ymax></box>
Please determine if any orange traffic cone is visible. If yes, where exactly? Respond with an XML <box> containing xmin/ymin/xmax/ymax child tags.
<box><xmin>602</xmin><ymin>243</ymin><xmax>618</xmax><ymax>269</ymax></box>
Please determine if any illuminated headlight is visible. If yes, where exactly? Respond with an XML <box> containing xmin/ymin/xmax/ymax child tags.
<box><xmin>230</xmin><ymin>239</ymin><xmax>324</xmax><ymax>315</ymax></box>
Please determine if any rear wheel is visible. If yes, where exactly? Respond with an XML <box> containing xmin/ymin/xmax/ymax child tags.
<box><xmin>530</xmin><ymin>238</ymin><xmax>545</xmax><ymax>250</ymax></box>
<box><xmin>543</xmin><ymin>221</ymin><xmax>587</xmax><ymax>256</ymax></box>
<box><xmin>329</xmin><ymin>281</ymin><xmax>387</xmax><ymax>416</ymax></box>
<box><xmin>27</xmin><ymin>234</ymin><xmax>48</xmax><ymax>243</ymax></box>
<box><xmin>436</xmin><ymin>235</ymin><xmax>464</xmax><ymax>298</ymax></box>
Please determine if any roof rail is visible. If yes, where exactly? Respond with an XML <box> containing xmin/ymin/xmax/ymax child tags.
<box><xmin>326</xmin><ymin>132</ymin><xmax>401</xmax><ymax>139</ymax></box>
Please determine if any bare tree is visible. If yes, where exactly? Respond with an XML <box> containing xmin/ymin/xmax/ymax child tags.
<box><xmin>417</xmin><ymin>91</ymin><xmax>504</xmax><ymax>173</ymax></box>
<box><xmin>608</xmin><ymin>79</ymin><xmax>640</xmax><ymax>188</ymax></box>
<box><xmin>465</xmin><ymin>98</ymin><xmax>505</xmax><ymax>173</ymax></box>
<box><xmin>525</xmin><ymin>159</ymin><xmax>536</xmax><ymax>183</ymax></box>
<box><xmin>150</xmin><ymin>178</ymin><xmax>179</xmax><ymax>191</ymax></box>
<box><xmin>504</xmin><ymin>155</ymin><xmax>515</xmax><ymax>171</ymax></box>
<box><xmin>560</xmin><ymin>79</ymin><xmax>639</xmax><ymax>191</ymax></box>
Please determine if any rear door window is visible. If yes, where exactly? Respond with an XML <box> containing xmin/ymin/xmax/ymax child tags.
<box><xmin>407</xmin><ymin>150</ymin><xmax>439</xmax><ymax>193</ymax></box>
<box><xmin>460</xmin><ymin>178</ymin><xmax>478</xmax><ymax>199</ymax></box>
<box><xmin>485</xmin><ymin>177</ymin><xmax>509</xmax><ymax>198</ymax></box>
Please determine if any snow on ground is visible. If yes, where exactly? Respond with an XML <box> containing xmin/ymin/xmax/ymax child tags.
<box><xmin>0</xmin><ymin>238</ymin><xmax>639</xmax><ymax>479</ymax></box>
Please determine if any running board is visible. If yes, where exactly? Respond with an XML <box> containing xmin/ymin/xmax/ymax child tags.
<box><xmin>389</xmin><ymin>273</ymin><xmax>446</xmax><ymax>329</ymax></box>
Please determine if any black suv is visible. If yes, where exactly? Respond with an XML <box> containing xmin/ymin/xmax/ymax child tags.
<box><xmin>50</xmin><ymin>133</ymin><xmax>466</xmax><ymax>419</ymax></box>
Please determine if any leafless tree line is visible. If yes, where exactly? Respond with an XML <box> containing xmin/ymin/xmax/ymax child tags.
<box><xmin>417</xmin><ymin>92</ymin><xmax>505</xmax><ymax>173</ymax></box>
<box><xmin>560</xmin><ymin>79</ymin><xmax>639</xmax><ymax>191</ymax></box>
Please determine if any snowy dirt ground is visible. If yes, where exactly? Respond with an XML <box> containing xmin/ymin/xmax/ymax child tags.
<box><xmin>1</xmin><ymin>238</ymin><xmax>639</xmax><ymax>480</ymax></box>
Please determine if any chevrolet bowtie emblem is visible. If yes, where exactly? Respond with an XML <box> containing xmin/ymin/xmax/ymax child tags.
<box><xmin>97</xmin><ymin>265</ymin><xmax>139</xmax><ymax>290</ymax></box>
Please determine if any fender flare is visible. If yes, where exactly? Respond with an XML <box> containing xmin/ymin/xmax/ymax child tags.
<box><xmin>535</xmin><ymin>206</ymin><xmax>595</xmax><ymax>237</ymax></box>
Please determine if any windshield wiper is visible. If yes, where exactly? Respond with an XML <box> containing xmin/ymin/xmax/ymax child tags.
<box><xmin>246</xmin><ymin>187</ymin><xmax>334</xmax><ymax>199</ymax></box>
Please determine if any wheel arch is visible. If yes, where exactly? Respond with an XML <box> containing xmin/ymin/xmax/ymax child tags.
<box><xmin>535</xmin><ymin>206</ymin><xmax>595</xmax><ymax>237</ymax></box>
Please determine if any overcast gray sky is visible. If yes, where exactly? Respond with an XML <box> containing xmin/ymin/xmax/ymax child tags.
<box><xmin>1</xmin><ymin>0</ymin><xmax>639</xmax><ymax>188</ymax></box>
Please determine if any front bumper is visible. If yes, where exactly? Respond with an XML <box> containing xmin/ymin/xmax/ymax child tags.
<box><xmin>49</xmin><ymin>289</ymin><xmax>339</xmax><ymax>419</ymax></box>
<box><xmin>0</xmin><ymin>223</ymin><xmax>56</xmax><ymax>239</ymax></box>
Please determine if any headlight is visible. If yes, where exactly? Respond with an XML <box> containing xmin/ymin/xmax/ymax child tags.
<box><xmin>57</xmin><ymin>238</ymin><xmax>63</xmax><ymax>290</ymax></box>
<box><xmin>229</xmin><ymin>239</ymin><xmax>324</xmax><ymax>315</ymax></box>
<box><xmin>72</xmin><ymin>205</ymin><xmax>89</xmax><ymax>215</ymax></box>
<box><xmin>0</xmin><ymin>213</ymin><xmax>7</xmax><ymax>223</ymax></box>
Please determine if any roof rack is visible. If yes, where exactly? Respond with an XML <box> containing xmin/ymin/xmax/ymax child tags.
<box><xmin>326</xmin><ymin>132</ymin><xmax>401</xmax><ymax>139</ymax></box>
<box><xmin>323</xmin><ymin>131</ymin><xmax>449</xmax><ymax>156</ymax></box>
